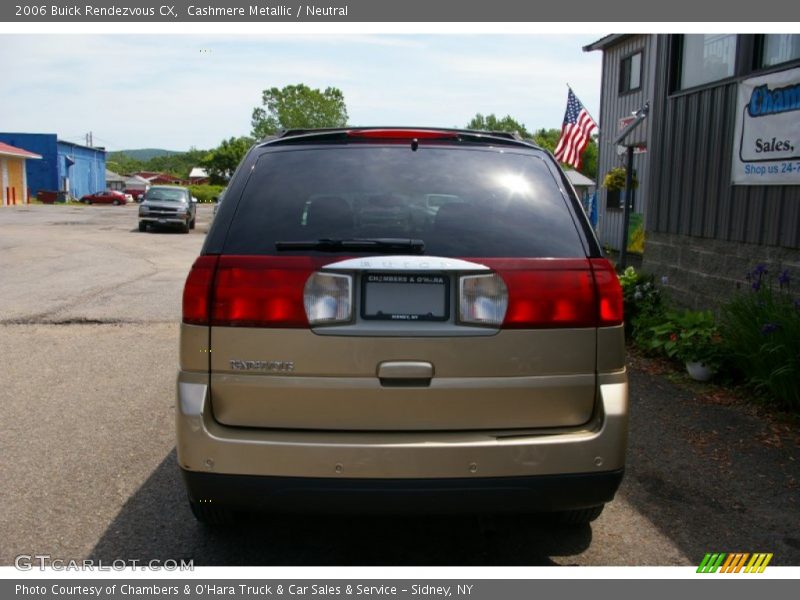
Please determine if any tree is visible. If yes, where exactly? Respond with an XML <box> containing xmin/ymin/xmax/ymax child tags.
<box><xmin>148</xmin><ymin>147</ymin><xmax>209</xmax><ymax>178</ymax></box>
<box><xmin>251</xmin><ymin>84</ymin><xmax>348</xmax><ymax>139</ymax></box>
<box><xmin>466</xmin><ymin>113</ymin><xmax>530</xmax><ymax>138</ymax></box>
<box><xmin>533</xmin><ymin>127</ymin><xmax>598</xmax><ymax>181</ymax></box>
<box><xmin>202</xmin><ymin>136</ymin><xmax>254</xmax><ymax>184</ymax></box>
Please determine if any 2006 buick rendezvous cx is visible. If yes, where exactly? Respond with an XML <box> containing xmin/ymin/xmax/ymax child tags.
<box><xmin>176</xmin><ymin>128</ymin><xmax>628</xmax><ymax>525</ymax></box>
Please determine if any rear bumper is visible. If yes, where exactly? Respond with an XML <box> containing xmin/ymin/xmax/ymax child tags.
<box><xmin>176</xmin><ymin>369</ymin><xmax>627</xmax><ymax>491</ymax></box>
<box><xmin>182</xmin><ymin>468</ymin><xmax>624</xmax><ymax>514</ymax></box>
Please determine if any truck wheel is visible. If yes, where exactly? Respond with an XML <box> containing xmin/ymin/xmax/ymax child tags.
<box><xmin>189</xmin><ymin>217</ymin><xmax>196</xmax><ymax>230</ymax></box>
<box><xmin>138</xmin><ymin>221</ymin><xmax>147</xmax><ymax>232</ymax></box>
<box><xmin>181</xmin><ymin>221</ymin><xmax>190</xmax><ymax>234</ymax></box>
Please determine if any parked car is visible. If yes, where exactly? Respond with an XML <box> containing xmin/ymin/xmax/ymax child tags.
<box><xmin>178</xmin><ymin>128</ymin><xmax>626</xmax><ymax>525</ymax></box>
<box><xmin>80</xmin><ymin>190</ymin><xmax>128</xmax><ymax>205</ymax></box>
<box><xmin>126</xmin><ymin>189</ymin><xmax>146</xmax><ymax>202</ymax></box>
<box><xmin>138</xmin><ymin>185</ymin><xmax>196</xmax><ymax>233</ymax></box>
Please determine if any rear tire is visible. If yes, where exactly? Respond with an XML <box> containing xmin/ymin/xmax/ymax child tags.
<box><xmin>138</xmin><ymin>221</ymin><xmax>147</xmax><ymax>232</ymax></box>
<box><xmin>189</xmin><ymin>500</ymin><xmax>234</xmax><ymax>526</ymax></box>
<box><xmin>556</xmin><ymin>504</ymin><xmax>605</xmax><ymax>525</ymax></box>
<box><xmin>113</xmin><ymin>199</ymin><xmax>120</xmax><ymax>206</ymax></box>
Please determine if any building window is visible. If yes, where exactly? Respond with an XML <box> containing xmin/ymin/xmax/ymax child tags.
<box><xmin>679</xmin><ymin>34</ymin><xmax>737</xmax><ymax>89</ymax></box>
<box><xmin>619</xmin><ymin>52</ymin><xmax>642</xmax><ymax>94</ymax></box>
<box><xmin>761</xmin><ymin>34</ymin><xmax>800</xmax><ymax>67</ymax></box>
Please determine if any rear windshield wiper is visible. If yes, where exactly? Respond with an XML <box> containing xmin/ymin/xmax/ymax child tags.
<box><xmin>275</xmin><ymin>238</ymin><xmax>425</xmax><ymax>254</ymax></box>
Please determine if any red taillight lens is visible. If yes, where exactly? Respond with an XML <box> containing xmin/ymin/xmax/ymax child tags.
<box><xmin>591</xmin><ymin>258</ymin><xmax>624</xmax><ymax>326</ymax></box>
<box><xmin>474</xmin><ymin>258</ymin><xmax>623</xmax><ymax>329</ymax></box>
<box><xmin>211</xmin><ymin>256</ymin><xmax>325</xmax><ymax>328</ymax></box>
<box><xmin>481</xmin><ymin>259</ymin><xmax>597</xmax><ymax>329</ymax></box>
<box><xmin>182</xmin><ymin>255</ymin><xmax>219</xmax><ymax>325</ymax></box>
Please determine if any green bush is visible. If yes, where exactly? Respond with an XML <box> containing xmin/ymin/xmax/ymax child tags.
<box><xmin>189</xmin><ymin>184</ymin><xmax>225</xmax><ymax>204</ymax></box>
<box><xmin>602</xmin><ymin>167</ymin><xmax>638</xmax><ymax>191</ymax></box>
<box><xmin>720</xmin><ymin>265</ymin><xmax>800</xmax><ymax>410</ymax></box>
<box><xmin>618</xmin><ymin>266</ymin><xmax>665</xmax><ymax>344</ymax></box>
<box><xmin>647</xmin><ymin>309</ymin><xmax>724</xmax><ymax>371</ymax></box>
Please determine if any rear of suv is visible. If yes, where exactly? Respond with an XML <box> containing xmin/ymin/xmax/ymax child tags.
<box><xmin>177</xmin><ymin>128</ymin><xmax>627</xmax><ymax>524</ymax></box>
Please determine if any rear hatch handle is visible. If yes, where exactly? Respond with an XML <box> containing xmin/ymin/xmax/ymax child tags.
<box><xmin>378</xmin><ymin>361</ymin><xmax>434</xmax><ymax>388</ymax></box>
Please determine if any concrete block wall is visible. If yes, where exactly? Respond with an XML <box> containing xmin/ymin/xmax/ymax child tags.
<box><xmin>641</xmin><ymin>232</ymin><xmax>800</xmax><ymax>310</ymax></box>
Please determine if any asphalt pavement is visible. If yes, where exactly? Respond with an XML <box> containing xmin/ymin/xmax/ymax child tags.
<box><xmin>0</xmin><ymin>203</ymin><xmax>797</xmax><ymax>566</ymax></box>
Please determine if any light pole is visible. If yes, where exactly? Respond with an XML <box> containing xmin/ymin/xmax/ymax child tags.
<box><xmin>613</xmin><ymin>102</ymin><xmax>649</xmax><ymax>271</ymax></box>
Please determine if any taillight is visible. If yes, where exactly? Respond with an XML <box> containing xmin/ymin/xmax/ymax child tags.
<box><xmin>459</xmin><ymin>273</ymin><xmax>508</xmax><ymax>326</ymax></box>
<box><xmin>304</xmin><ymin>272</ymin><xmax>353</xmax><ymax>325</ymax></box>
<box><xmin>478</xmin><ymin>259</ymin><xmax>598</xmax><ymax>329</ymax></box>
<box><xmin>182</xmin><ymin>255</ymin><xmax>219</xmax><ymax>325</ymax></box>
<box><xmin>590</xmin><ymin>258</ymin><xmax>624</xmax><ymax>326</ymax></box>
<box><xmin>211</xmin><ymin>256</ymin><xmax>322</xmax><ymax>328</ymax></box>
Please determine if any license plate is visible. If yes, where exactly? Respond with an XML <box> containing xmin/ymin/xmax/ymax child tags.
<box><xmin>158</xmin><ymin>219</ymin><xmax>167</xmax><ymax>224</ymax></box>
<box><xmin>362</xmin><ymin>273</ymin><xmax>449</xmax><ymax>321</ymax></box>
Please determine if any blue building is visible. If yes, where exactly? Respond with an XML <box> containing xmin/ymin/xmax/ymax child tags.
<box><xmin>0</xmin><ymin>133</ymin><xmax>106</xmax><ymax>200</ymax></box>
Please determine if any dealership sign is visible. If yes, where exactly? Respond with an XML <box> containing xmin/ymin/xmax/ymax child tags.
<box><xmin>732</xmin><ymin>67</ymin><xmax>800</xmax><ymax>185</ymax></box>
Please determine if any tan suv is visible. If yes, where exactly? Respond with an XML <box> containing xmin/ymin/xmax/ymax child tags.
<box><xmin>177</xmin><ymin>128</ymin><xmax>627</xmax><ymax>525</ymax></box>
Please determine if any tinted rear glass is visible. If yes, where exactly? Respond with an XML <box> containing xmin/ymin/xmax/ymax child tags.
<box><xmin>222</xmin><ymin>146</ymin><xmax>586</xmax><ymax>257</ymax></box>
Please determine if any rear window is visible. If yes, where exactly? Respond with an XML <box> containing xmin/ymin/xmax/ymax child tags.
<box><xmin>222</xmin><ymin>146</ymin><xmax>586</xmax><ymax>258</ymax></box>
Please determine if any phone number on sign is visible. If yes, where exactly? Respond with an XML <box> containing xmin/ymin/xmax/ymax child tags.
<box><xmin>744</xmin><ymin>162</ymin><xmax>800</xmax><ymax>176</ymax></box>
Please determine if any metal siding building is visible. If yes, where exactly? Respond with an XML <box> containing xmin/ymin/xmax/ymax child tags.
<box><xmin>0</xmin><ymin>133</ymin><xmax>59</xmax><ymax>196</ymax></box>
<box><xmin>648</xmin><ymin>36</ymin><xmax>800</xmax><ymax>249</ymax></box>
<box><xmin>587</xmin><ymin>34</ymin><xmax>800</xmax><ymax>308</ymax></box>
<box><xmin>56</xmin><ymin>140</ymin><xmax>106</xmax><ymax>199</ymax></box>
<box><xmin>586</xmin><ymin>34</ymin><xmax>659</xmax><ymax>251</ymax></box>
<box><xmin>0</xmin><ymin>133</ymin><xmax>106</xmax><ymax>199</ymax></box>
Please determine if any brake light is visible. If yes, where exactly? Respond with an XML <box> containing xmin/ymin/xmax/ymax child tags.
<box><xmin>182</xmin><ymin>255</ymin><xmax>219</xmax><ymax>325</ymax></box>
<box><xmin>590</xmin><ymin>258</ymin><xmax>624</xmax><ymax>326</ymax></box>
<box><xmin>474</xmin><ymin>259</ymin><xmax>596</xmax><ymax>328</ymax></box>
<box><xmin>211</xmin><ymin>256</ymin><xmax>324</xmax><ymax>328</ymax></box>
<box><xmin>347</xmin><ymin>129</ymin><xmax>459</xmax><ymax>140</ymax></box>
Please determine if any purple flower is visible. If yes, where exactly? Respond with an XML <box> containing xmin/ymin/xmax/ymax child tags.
<box><xmin>754</xmin><ymin>264</ymin><xmax>769</xmax><ymax>276</ymax></box>
<box><xmin>761</xmin><ymin>323</ymin><xmax>780</xmax><ymax>335</ymax></box>
<box><xmin>778</xmin><ymin>270</ymin><xmax>790</xmax><ymax>287</ymax></box>
<box><xmin>752</xmin><ymin>280</ymin><xmax>762</xmax><ymax>292</ymax></box>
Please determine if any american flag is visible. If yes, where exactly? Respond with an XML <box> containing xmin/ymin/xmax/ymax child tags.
<box><xmin>554</xmin><ymin>88</ymin><xmax>598</xmax><ymax>169</ymax></box>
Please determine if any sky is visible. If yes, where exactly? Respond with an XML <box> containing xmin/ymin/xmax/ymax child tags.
<box><xmin>0</xmin><ymin>34</ymin><xmax>602</xmax><ymax>152</ymax></box>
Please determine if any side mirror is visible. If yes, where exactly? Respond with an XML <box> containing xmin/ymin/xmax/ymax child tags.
<box><xmin>191</xmin><ymin>196</ymin><xmax>198</xmax><ymax>204</ymax></box>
